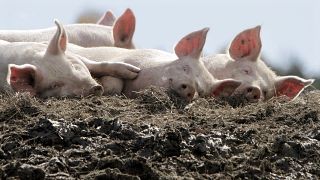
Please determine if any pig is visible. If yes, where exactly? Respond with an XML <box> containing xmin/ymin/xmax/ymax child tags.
<box><xmin>0</xmin><ymin>8</ymin><xmax>135</xmax><ymax>49</ymax></box>
<box><xmin>1</xmin><ymin>20</ymin><xmax>140</xmax><ymax>98</ymax></box>
<box><xmin>67</xmin><ymin>28</ymin><xmax>241</xmax><ymax>101</ymax></box>
<box><xmin>202</xmin><ymin>26</ymin><xmax>314</xmax><ymax>102</ymax></box>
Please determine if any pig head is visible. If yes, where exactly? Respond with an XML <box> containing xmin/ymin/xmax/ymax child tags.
<box><xmin>163</xmin><ymin>28</ymin><xmax>241</xmax><ymax>100</ymax></box>
<box><xmin>203</xmin><ymin>26</ymin><xmax>314</xmax><ymax>102</ymax></box>
<box><xmin>2</xmin><ymin>20</ymin><xmax>103</xmax><ymax>98</ymax></box>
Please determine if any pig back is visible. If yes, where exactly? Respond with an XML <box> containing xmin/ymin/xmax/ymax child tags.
<box><xmin>0</xmin><ymin>24</ymin><xmax>113</xmax><ymax>48</ymax></box>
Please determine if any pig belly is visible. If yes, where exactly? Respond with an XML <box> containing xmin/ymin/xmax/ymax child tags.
<box><xmin>122</xmin><ymin>75</ymin><xmax>153</xmax><ymax>98</ymax></box>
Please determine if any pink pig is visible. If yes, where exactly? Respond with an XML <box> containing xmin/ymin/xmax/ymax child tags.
<box><xmin>202</xmin><ymin>26</ymin><xmax>314</xmax><ymax>102</ymax></box>
<box><xmin>67</xmin><ymin>28</ymin><xmax>241</xmax><ymax>101</ymax></box>
<box><xmin>0</xmin><ymin>9</ymin><xmax>135</xmax><ymax>49</ymax></box>
<box><xmin>1</xmin><ymin>20</ymin><xmax>140</xmax><ymax>98</ymax></box>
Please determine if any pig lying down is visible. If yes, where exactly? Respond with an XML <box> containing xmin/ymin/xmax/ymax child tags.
<box><xmin>68</xmin><ymin>28</ymin><xmax>241</xmax><ymax>101</ymax></box>
<box><xmin>0</xmin><ymin>9</ymin><xmax>135</xmax><ymax>49</ymax></box>
<box><xmin>1</xmin><ymin>20</ymin><xmax>140</xmax><ymax>98</ymax></box>
<box><xmin>202</xmin><ymin>26</ymin><xmax>314</xmax><ymax>102</ymax></box>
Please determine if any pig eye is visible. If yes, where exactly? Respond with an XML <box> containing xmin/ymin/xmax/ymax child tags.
<box><xmin>181</xmin><ymin>84</ymin><xmax>187</xmax><ymax>89</ymax></box>
<box><xmin>74</xmin><ymin>63</ymin><xmax>86</xmax><ymax>72</ymax></box>
<box><xmin>243</xmin><ymin>70</ymin><xmax>250</xmax><ymax>74</ymax></box>
<box><xmin>182</xmin><ymin>65</ymin><xmax>190</xmax><ymax>73</ymax></box>
<box><xmin>51</xmin><ymin>82</ymin><xmax>64</xmax><ymax>89</ymax></box>
<box><xmin>262</xmin><ymin>90</ymin><xmax>267</xmax><ymax>97</ymax></box>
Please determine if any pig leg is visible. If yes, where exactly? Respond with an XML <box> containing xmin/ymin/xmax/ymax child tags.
<box><xmin>99</xmin><ymin>76</ymin><xmax>124</xmax><ymax>95</ymax></box>
<box><xmin>92</xmin><ymin>61</ymin><xmax>140</xmax><ymax>79</ymax></box>
<box><xmin>76</xmin><ymin>54</ymin><xmax>140</xmax><ymax>79</ymax></box>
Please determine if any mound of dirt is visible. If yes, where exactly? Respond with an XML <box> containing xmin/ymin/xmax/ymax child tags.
<box><xmin>0</xmin><ymin>88</ymin><xmax>319</xmax><ymax>179</ymax></box>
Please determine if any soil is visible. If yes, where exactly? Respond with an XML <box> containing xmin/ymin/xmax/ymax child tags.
<box><xmin>0</xmin><ymin>87</ymin><xmax>319</xmax><ymax>179</ymax></box>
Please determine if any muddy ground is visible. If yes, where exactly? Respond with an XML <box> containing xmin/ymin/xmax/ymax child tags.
<box><xmin>0</xmin><ymin>87</ymin><xmax>319</xmax><ymax>179</ymax></box>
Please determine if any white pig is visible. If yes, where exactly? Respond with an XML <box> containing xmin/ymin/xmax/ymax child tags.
<box><xmin>0</xmin><ymin>9</ymin><xmax>135</xmax><ymax>49</ymax></box>
<box><xmin>202</xmin><ymin>26</ymin><xmax>314</xmax><ymax>102</ymax></box>
<box><xmin>68</xmin><ymin>28</ymin><xmax>241</xmax><ymax>101</ymax></box>
<box><xmin>1</xmin><ymin>20</ymin><xmax>140</xmax><ymax>98</ymax></box>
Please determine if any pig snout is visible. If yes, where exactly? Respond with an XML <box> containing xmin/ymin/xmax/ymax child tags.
<box><xmin>244</xmin><ymin>86</ymin><xmax>261</xmax><ymax>102</ymax></box>
<box><xmin>179</xmin><ymin>83</ymin><xmax>196</xmax><ymax>101</ymax></box>
<box><xmin>88</xmin><ymin>84</ymin><xmax>104</xmax><ymax>96</ymax></box>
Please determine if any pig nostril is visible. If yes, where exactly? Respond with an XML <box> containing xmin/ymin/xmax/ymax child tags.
<box><xmin>263</xmin><ymin>90</ymin><xmax>267</xmax><ymax>97</ymax></box>
<box><xmin>247</xmin><ymin>88</ymin><xmax>253</xmax><ymax>93</ymax></box>
<box><xmin>181</xmin><ymin>84</ymin><xmax>187</xmax><ymax>89</ymax></box>
<box><xmin>90</xmin><ymin>85</ymin><xmax>104</xmax><ymax>96</ymax></box>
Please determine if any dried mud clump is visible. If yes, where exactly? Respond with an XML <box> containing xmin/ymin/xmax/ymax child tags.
<box><xmin>136</xmin><ymin>86</ymin><xmax>189</xmax><ymax>113</ymax></box>
<box><xmin>0</xmin><ymin>93</ymin><xmax>40</xmax><ymax>121</ymax></box>
<box><xmin>136</xmin><ymin>87</ymin><xmax>173</xmax><ymax>113</ymax></box>
<box><xmin>0</xmin><ymin>88</ymin><xmax>319</xmax><ymax>179</ymax></box>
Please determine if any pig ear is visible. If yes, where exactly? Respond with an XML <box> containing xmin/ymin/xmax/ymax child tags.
<box><xmin>211</xmin><ymin>79</ymin><xmax>242</xmax><ymax>97</ymax></box>
<box><xmin>46</xmin><ymin>19</ymin><xmax>67</xmax><ymax>55</ymax></box>
<box><xmin>97</xmin><ymin>10</ymin><xmax>116</xmax><ymax>26</ymax></box>
<box><xmin>175</xmin><ymin>28</ymin><xmax>209</xmax><ymax>59</ymax></box>
<box><xmin>275</xmin><ymin>76</ymin><xmax>314</xmax><ymax>100</ymax></box>
<box><xmin>6</xmin><ymin>64</ymin><xmax>39</xmax><ymax>96</ymax></box>
<box><xmin>113</xmin><ymin>8</ymin><xmax>136</xmax><ymax>48</ymax></box>
<box><xmin>229</xmin><ymin>26</ymin><xmax>262</xmax><ymax>61</ymax></box>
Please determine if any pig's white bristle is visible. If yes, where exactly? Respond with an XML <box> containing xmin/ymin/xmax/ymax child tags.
<box><xmin>306</xmin><ymin>79</ymin><xmax>315</xmax><ymax>86</ymax></box>
<box><xmin>203</xmin><ymin>27</ymin><xmax>210</xmax><ymax>32</ymax></box>
<box><xmin>53</xmin><ymin>19</ymin><xmax>64</xmax><ymax>33</ymax></box>
<box><xmin>53</xmin><ymin>19</ymin><xmax>60</xmax><ymax>26</ymax></box>
<box><xmin>124</xmin><ymin>8</ymin><xmax>134</xmax><ymax>15</ymax></box>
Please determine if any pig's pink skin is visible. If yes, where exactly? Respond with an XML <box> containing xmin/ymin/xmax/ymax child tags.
<box><xmin>2</xmin><ymin>20</ymin><xmax>103</xmax><ymax>98</ymax></box>
<box><xmin>202</xmin><ymin>26</ymin><xmax>314</xmax><ymax>102</ymax></box>
<box><xmin>0</xmin><ymin>9</ymin><xmax>136</xmax><ymax>49</ymax></box>
<box><xmin>68</xmin><ymin>28</ymin><xmax>241</xmax><ymax>101</ymax></box>
<box><xmin>112</xmin><ymin>8</ymin><xmax>136</xmax><ymax>49</ymax></box>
